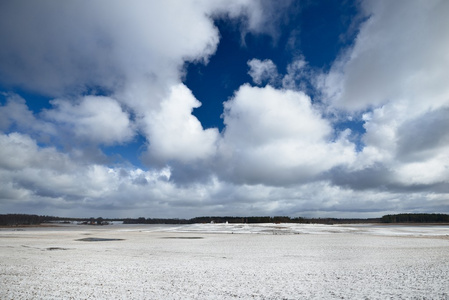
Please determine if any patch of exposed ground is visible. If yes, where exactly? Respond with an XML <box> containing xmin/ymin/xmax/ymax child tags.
<box><xmin>76</xmin><ymin>237</ymin><xmax>124</xmax><ymax>242</ymax></box>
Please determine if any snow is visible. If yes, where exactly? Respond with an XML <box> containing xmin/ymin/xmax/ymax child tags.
<box><xmin>1</xmin><ymin>223</ymin><xmax>448</xmax><ymax>299</ymax></box>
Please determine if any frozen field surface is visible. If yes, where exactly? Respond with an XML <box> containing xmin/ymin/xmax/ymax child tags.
<box><xmin>1</xmin><ymin>223</ymin><xmax>449</xmax><ymax>299</ymax></box>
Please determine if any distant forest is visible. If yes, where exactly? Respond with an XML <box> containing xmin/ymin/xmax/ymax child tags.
<box><xmin>1</xmin><ymin>213</ymin><xmax>449</xmax><ymax>226</ymax></box>
<box><xmin>381</xmin><ymin>213</ymin><xmax>449</xmax><ymax>223</ymax></box>
<box><xmin>122</xmin><ymin>216</ymin><xmax>381</xmax><ymax>225</ymax></box>
<box><xmin>0</xmin><ymin>214</ymin><xmax>104</xmax><ymax>226</ymax></box>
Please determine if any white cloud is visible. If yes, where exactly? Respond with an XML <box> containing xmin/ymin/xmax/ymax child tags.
<box><xmin>393</xmin><ymin>153</ymin><xmax>449</xmax><ymax>186</ymax></box>
<box><xmin>0</xmin><ymin>132</ymin><xmax>170</xmax><ymax>214</ymax></box>
<box><xmin>0</xmin><ymin>1</ymin><xmax>221</xmax><ymax>97</ymax></box>
<box><xmin>315</xmin><ymin>0</ymin><xmax>449</xmax><ymax>192</ymax></box>
<box><xmin>247</xmin><ymin>59</ymin><xmax>279</xmax><ymax>85</ymax></box>
<box><xmin>43</xmin><ymin>96</ymin><xmax>135</xmax><ymax>146</ymax></box>
<box><xmin>1</xmin><ymin>132</ymin><xmax>447</xmax><ymax>218</ymax></box>
<box><xmin>281</xmin><ymin>58</ymin><xmax>309</xmax><ymax>90</ymax></box>
<box><xmin>0</xmin><ymin>94</ymin><xmax>56</xmax><ymax>139</ymax></box>
<box><xmin>0</xmin><ymin>133</ymin><xmax>57</xmax><ymax>171</ymax></box>
<box><xmin>0</xmin><ymin>0</ymin><xmax>275</xmax><ymax>169</ymax></box>
<box><xmin>142</xmin><ymin>84</ymin><xmax>219</xmax><ymax>164</ymax></box>
<box><xmin>0</xmin><ymin>0</ymin><xmax>273</xmax><ymax>108</ymax></box>
<box><xmin>320</xmin><ymin>0</ymin><xmax>449</xmax><ymax>112</ymax></box>
<box><xmin>219</xmin><ymin>85</ymin><xmax>356</xmax><ymax>185</ymax></box>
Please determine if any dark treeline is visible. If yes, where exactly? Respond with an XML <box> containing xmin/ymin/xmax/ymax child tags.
<box><xmin>1</xmin><ymin>214</ymin><xmax>378</xmax><ymax>225</ymax></box>
<box><xmin>2</xmin><ymin>213</ymin><xmax>448</xmax><ymax>226</ymax></box>
<box><xmin>123</xmin><ymin>216</ymin><xmax>382</xmax><ymax>225</ymax></box>
<box><xmin>381</xmin><ymin>213</ymin><xmax>449</xmax><ymax>223</ymax></box>
<box><xmin>0</xmin><ymin>214</ymin><xmax>115</xmax><ymax>226</ymax></box>
<box><xmin>0</xmin><ymin>214</ymin><xmax>60</xmax><ymax>226</ymax></box>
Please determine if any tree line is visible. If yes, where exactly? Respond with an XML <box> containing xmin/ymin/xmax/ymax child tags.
<box><xmin>122</xmin><ymin>216</ymin><xmax>382</xmax><ymax>224</ymax></box>
<box><xmin>2</xmin><ymin>213</ymin><xmax>448</xmax><ymax>226</ymax></box>
<box><xmin>0</xmin><ymin>214</ymin><xmax>112</xmax><ymax>226</ymax></box>
<box><xmin>381</xmin><ymin>213</ymin><xmax>449</xmax><ymax>223</ymax></box>
<box><xmin>0</xmin><ymin>214</ymin><xmax>57</xmax><ymax>226</ymax></box>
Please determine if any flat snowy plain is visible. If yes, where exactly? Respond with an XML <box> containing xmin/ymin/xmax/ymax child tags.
<box><xmin>1</xmin><ymin>223</ymin><xmax>449</xmax><ymax>299</ymax></box>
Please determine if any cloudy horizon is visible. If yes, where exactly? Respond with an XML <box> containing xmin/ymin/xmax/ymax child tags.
<box><xmin>1</xmin><ymin>0</ymin><xmax>448</xmax><ymax>218</ymax></box>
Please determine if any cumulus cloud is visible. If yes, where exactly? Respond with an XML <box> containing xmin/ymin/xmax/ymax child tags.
<box><xmin>1</xmin><ymin>131</ymin><xmax>445</xmax><ymax>218</ymax></box>
<box><xmin>0</xmin><ymin>0</ymin><xmax>277</xmax><ymax>101</ymax></box>
<box><xmin>219</xmin><ymin>85</ymin><xmax>356</xmax><ymax>185</ymax></box>
<box><xmin>393</xmin><ymin>154</ymin><xmax>449</xmax><ymax>186</ymax></box>
<box><xmin>247</xmin><ymin>59</ymin><xmax>279</xmax><ymax>85</ymax></box>
<box><xmin>0</xmin><ymin>0</ymin><xmax>268</xmax><ymax>165</ymax></box>
<box><xmin>281</xmin><ymin>58</ymin><xmax>310</xmax><ymax>90</ymax></box>
<box><xmin>43</xmin><ymin>96</ymin><xmax>135</xmax><ymax>146</ymax></box>
<box><xmin>0</xmin><ymin>132</ymin><xmax>171</xmax><ymax>215</ymax></box>
<box><xmin>142</xmin><ymin>84</ymin><xmax>219</xmax><ymax>165</ymax></box>
<box><xmin>0</xmin><ymin>94</ymin><xmax>56</xmax><ymax>140</ymax></box>
<box><xmin>0</xmin><ymin>133</ymin><xmax>63</xmax><ymax>171</ymax></box>
<box><xmin>315</xmin><ymin>0</ymin><xmax>449</xmax><ymax>195</ymax></box>
<box><xmin>0</xmin><ymin>1</ymin><xmax>221</xmax><ymax>97</ymax></box>
<box><xmin>0</xmin><ymin>131</ymin><xmax>446</xmax><ymax>218</ymax></box>
<box><xmin>320</xmin><ymin>0</ymin><xmax>449</xmax><ymax>112</ymax></box>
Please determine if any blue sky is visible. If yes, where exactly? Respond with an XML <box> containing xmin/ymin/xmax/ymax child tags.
<box><xmin>0</xmin><ymin>0</ymin><xmax>448</xmax><ymax>218</ymax></box>
<box><xmin>186</xmin><ymin>1</ymin><xmax>360</xmax><ymax>131</ymax></box>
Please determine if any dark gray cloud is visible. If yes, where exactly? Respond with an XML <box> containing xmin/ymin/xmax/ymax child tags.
<box><xmin>396</xmin><ymin>107</ymin><xmax>449</xmax><ymax>162</ymax></box>
<box><xmin>328</xmin><ymin>164</ymin><xmax>391</xmax><ymax>191</ymax></box>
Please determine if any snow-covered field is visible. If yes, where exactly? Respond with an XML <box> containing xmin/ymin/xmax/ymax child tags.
<box><xmin>1</xmin><ymin>223</ymin><xmax>449</xmax><ymax>299</ymax></box>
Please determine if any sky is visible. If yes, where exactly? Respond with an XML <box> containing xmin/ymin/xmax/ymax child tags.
<box><xmin>0</xmin><ymin>0</ymin><xmax>449</xmax><ymax>219</ymax></box>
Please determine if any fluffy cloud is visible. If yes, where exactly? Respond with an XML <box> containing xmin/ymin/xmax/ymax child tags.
<box><xmin>219</xmin><ymin>85</ymin><xmax>356</xmax><ymax>185</ymax></box>
<box><xmin>142</xmin><ymin>84</ymin><xmax>219</xmax><ymax>164</ymax></box>
<box><xmin>320</xmin><ymin>0</ymin><xmax>449</xmax><ymax>112</ymax></box>
<box><xmin>247</xmin><ymin>59</ymin><xmax>279</xmax><ymax>85</ymax></box>
<box><xmin>0</xmin><ymin>0</ymin><xmax>275</xmax><ymax>102</ymax></box>
<box><xmin>1</xmin><ymin>131</ymin><xmax>445</xmax><ymax>218</ymax></box>
<box><xmin>43</xmin><ymin>96</ymin><xmax>135</xmax><ymax>146</ymax></box>
<box><xmin>281</xmin><ymin>58</ymin><xmax>310</xmax><ymax>91</ymax></box>
<box><xmin>0</xmin><ymin>93</ymin><xmax>134</xmax><ymax>148</ymax></box>
<box><xmin>316</xmin><ymin>0</ymin><xmax>449</xmax><ymax>194</ymax></box>
<box><xmin>0</xmin><ymin>1</ymin><xmax>220</xmax><ymax>97</ymax></box>
<box><xmin>0</xmin><ymin>94</ymin><xmax>56</xmax><ymax>140</ymax></box>
<box><xmin>0</xmin><ymin>132</ymin><xmax>170</xmax><ymax>215</ymax></box>
<box><xmin>0</xmin><ymin>131</ymin><xmax>446</xmax><ymax>218</ymax></box>
<box><xmin>0</xmin><ymin>0</ymin><xmax>268</xmax><ymax>164</ymax></box>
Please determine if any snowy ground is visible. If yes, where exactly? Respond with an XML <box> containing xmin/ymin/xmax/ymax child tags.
<box><xmin>1</xmin><ymin>223</ymin><xmax>449</xmax><ymax>299</ymax></box>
